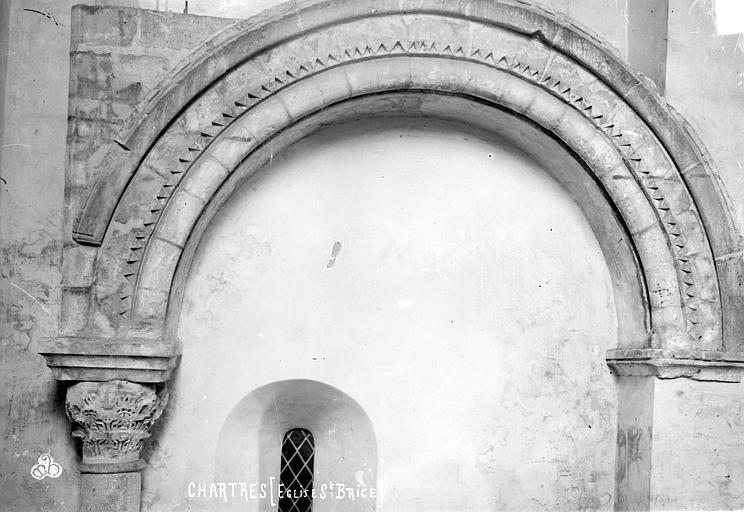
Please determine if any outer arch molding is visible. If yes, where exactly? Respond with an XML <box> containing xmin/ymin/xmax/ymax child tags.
<box><xmin>52</xmin><ymin>0</ymin><xmax>744</xmax><ymax>379</ymax></box>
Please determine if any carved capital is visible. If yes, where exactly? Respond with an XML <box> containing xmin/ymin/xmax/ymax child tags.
<box><xmin>66</xmin><ymin>380</ymin><xmax>168</xmax><ymax>470</ymax></box>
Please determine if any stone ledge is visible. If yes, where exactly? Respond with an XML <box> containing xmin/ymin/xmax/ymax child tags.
<box><xmin>606</xmin><ymin>348</ymin><xmax>744</xmax><ymax>382</ymax></box>
<box><xmin>38</xmin><ymin>337</ymin><xmax>181</xmax><ymax>383</ymax></box>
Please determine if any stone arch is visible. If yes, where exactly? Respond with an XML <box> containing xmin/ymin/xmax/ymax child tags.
<box><xmin>63</xmin><ymin>0</ymin><xmax>742</xmax><ymax>369</ymax></box>
<box><xmin>41</xmin><ymin>2</ymin><xmax>744</xmax><ymax>511</ymax></box>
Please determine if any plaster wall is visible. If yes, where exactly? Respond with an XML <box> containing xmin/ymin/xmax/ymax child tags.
<box><xmin>150</xmin><ymin>118</ymin><xmax>619</xmax><ymax>511</ymax></box>
<box><xmin>0</xmin><ymin>2</ymin><xmax>77</xmax><ymax>511</ymax></box>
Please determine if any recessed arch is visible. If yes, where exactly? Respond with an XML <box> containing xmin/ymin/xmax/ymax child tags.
<box><xmin>37</xmin><ymin>2</ymin><xmax>744</xmax><ymax>511</ymax></box>
<box><xmin>69</xmin><ymin>0</ymin><xmax>744</xmax><ymax>359</ymax></box>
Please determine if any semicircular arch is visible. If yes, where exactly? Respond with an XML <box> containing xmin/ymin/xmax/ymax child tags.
<box><xmin>73</xmin><ymin>0</ymin><xmax>743</xmax><ymax>357</ymax></box>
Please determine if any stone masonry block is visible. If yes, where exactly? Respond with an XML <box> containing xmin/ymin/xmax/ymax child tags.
<box><xmin>136</xmin><ymin>237</ymin><xmax>180</xmax><ymax>297</ymax></box>
<box><xmin>71</xmin><ymin>6</ymin><xmax>137</xmax><ymax>48</ymax></box>
<box><xmin>180</xmin><ymin>156</ymin><xmax>228</xmax><ymax>203</ymax></box>
<box><xmin>60</xmin><ymin>289</ymin><xmax>91</xmax><ymax>336</ymax></box>
<box><xmin>138</xmin><ymin>10</ymin><xmax>234</xmax><ymax>51</ymax></box>
<box><xmin>62</xmin><ymin>245</ymin><xmax>97</xmax><ymax>288</ymax></box>
<box><xmin>114</xmin><ymin>54</ymin><xmax>171</xmax><ymax>95</ymax></box>
<box><xmin>69</xmin><ymin>51</ymin><xmax>114</xmax><ymax>102</ymax></box>
<box><xmin>154</xmin><ymin>189</ymin><xmax>204</xmax><ymax>249</ymax></box>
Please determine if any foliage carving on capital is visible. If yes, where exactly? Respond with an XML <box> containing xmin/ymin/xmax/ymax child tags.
<box><xmin>65</xmin><ymin>380</ymin><xmax>168</xmax><ymax>464</ymax></box>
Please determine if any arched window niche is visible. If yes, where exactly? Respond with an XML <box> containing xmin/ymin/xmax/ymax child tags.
<box><xmin>216</xmin><ymin>379</ymin><xmax>378</xmax><ymax>512</ymax></box>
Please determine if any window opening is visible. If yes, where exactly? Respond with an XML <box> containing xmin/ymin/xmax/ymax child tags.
<box><xmin>278</xmin><ymin>428</ymin><xmax>315</xmax><ymax>512</ymax></box>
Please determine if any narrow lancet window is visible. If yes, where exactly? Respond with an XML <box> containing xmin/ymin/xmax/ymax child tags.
<box><xmin>278</xmin><ymin>428</ymin><xmax>315</xmax><ymax>512</ymax></box>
